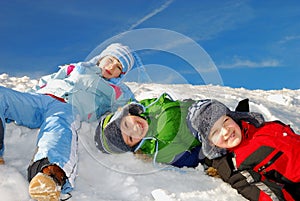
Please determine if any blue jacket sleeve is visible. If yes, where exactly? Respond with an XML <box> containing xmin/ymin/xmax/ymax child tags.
<box><xmin>170</xmin><ymin>146</ymin><xmax>202</xmax><ymax>168</ymax></box>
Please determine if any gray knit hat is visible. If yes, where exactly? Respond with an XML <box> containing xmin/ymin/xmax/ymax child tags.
<box><xmin>187</xmin><ymin>99</ymin><xmax>265</xmax><ymax>159</ymax></box>
<box><xmin>94</xmin><ymin>102</ymin><xmax>145</xmax><ymax>154</ymax></box>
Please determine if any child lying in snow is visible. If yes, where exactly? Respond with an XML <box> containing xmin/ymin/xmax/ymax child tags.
<box><xmin>95</xmin><ymin>93</ymin><xmax>249</xmax><ymax>169</ymax></box>
<box><xmin>0</xmin><ymin>43</ymin><xmax>139</xmax><ymax>201</ymax></box>
<box><xmin>187</xmin><ymin>99</ymin><xmax>300</xmax><ymax>201</ymax></box>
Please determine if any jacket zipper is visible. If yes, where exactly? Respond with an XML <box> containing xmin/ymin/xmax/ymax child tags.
<box><xmin>258</xmin><ymin>151</ymin><xmax>283</xmax><ymax>173</ymax></box>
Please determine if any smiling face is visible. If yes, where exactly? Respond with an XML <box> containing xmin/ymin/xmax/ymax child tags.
<box><xmin>120</xmin><ymin>115</ymin><xmax>149</xmax><ymax>147</ymax></box>
<box><xmin>98</xmin><ymin>56</ymin><xmax>123</xmax><ymax>79</ymax></box>
<box><xmin>208</xmin><ymin>115</ymin><xmax>242</xmax><ymax>149</ymax></box>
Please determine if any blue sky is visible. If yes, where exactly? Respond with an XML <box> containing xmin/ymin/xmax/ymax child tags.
<box><xmin>0</xmin><ymin>0</ymin><xmax>299</xmax><ymax>90</ymax></box>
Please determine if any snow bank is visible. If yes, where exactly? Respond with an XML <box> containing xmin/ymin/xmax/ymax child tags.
<box><xmin>0</xmin><ymin>74</ymin><xmax>299</xmax><ymax>201</ymax></box>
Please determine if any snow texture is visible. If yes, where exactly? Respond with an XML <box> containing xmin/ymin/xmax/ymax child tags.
<box><xmin>0</xmin><ymin>73</ymin><xmax>299</xmax><ymax>201</ymax></box>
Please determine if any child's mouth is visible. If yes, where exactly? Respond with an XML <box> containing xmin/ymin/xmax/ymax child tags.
<box><xmin>224</xmin><ymin>132</ymin><xmax>235</xmax><ymax>141</ymax></box>
<box><xmin>105</xmin><ymin>69</ymin><xmax>112</xmax><ymax>75</ymax></box>
<box><xmin>138</xmin><ymin>122</ymin><xmax>144</xmax><ymax>129</ymax></box>
<box><xmin>229</xmin><ymin>132</ymin><xmax>235</xmax><ymax>140</ymax></box>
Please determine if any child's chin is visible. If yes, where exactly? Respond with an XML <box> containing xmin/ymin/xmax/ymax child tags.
<box><xmin>230</xmin><ymin>139</ymin><xmax>241</xmax><ymax>147</ymax></box>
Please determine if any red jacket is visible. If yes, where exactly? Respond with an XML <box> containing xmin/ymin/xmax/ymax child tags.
<box><xmin>229</xmin><ymin>120</ymin><xmax>300</xmax><ymax>201</ymax></box>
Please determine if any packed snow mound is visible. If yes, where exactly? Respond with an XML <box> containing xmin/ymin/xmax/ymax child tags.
<box><xmin>0</xmin><ymin>74</ymin><xmax>299</xmax><ymax>201</ymax></box>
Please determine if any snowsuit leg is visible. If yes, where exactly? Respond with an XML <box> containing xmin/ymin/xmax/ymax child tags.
<box><xmin>0</xmin><ymin>86</ymin><xmax>80</xmax><ymax>193</ymax></box>
<box><xmin>0</xmin><ymin>86</ymin><xmax>45</xmax><ymax>156</ymax></box>
<box><xmin>32</xmin><ymin>99</ymin><xmax>80</xmax><ymax>193</ymax></box>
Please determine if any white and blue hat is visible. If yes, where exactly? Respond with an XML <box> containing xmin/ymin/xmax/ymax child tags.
<box><xmin>99</xmin><ymin>43</ymin><xmax>134</xmax><ymax>74</ymax></box>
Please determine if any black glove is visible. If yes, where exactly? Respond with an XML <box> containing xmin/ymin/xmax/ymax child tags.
<box><xmin>212</xmin><ymin>154</ymin><xmax>288</xmax><ymax>201</ymax></box>
<box><xmin>228</xmin><ymin>170</ymin><xmax>261</xmax><ymax>188</ymax></box>
<box><xmin>229</xmin><ymin>173</ymin><xmax>287</xmax><ymax>201</ymax></box>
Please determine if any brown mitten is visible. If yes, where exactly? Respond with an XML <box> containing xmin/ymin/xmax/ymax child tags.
<box><xmin>42</xmin><ymin>165</ymin><xmax>66</xmax><ymax>186</ymax></box>
<box><xmin>134</xmin><ymin>150</ymin><xmax>153</xmax><ymax>162</ymax></box>
<box><xmin>206</xmin><ymin>167</ymin><xmax>221</xmax><ymax>178</ymax></box>
<box><xmin>0</xmin><ymin>157</ymin><xmax>4</xmax><ymax>165</ymax></box>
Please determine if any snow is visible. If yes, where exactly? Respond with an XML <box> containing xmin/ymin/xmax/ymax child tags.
<box><xmin>0</xmin><ymin>73</ymin><xmax>299</xmax><ymax>201</ymax></box>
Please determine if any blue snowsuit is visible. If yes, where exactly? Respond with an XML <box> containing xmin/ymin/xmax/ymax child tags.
<box><xmin>0</xmin><ymin>59</ymin><xmax>135</xmax><ymax>193</ymax></box>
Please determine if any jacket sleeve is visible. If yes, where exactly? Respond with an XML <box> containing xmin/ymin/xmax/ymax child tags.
<box><xmin>228</xmin><ymin>171</ymin><xmax>295</xmax><ymax>201</ymax></box>
<box><xmin>170</xmin><ymin>146</ymin><xmax>202</xmax><ymax>168</ymax></box>
<box><xmin>212</xmin><ymin>155</ymin><xmax>294</xmax><ymax>201</ymax></box>
<box><xmin>31</xmin><ymin>64</ymin><xmax>75</xmax><ymax>91</ymax></box>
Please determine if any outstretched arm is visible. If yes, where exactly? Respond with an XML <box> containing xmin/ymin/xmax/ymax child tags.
<box><xmin>212</xmin><ymin>155</ymin><xmax>294</xmax><ymax>201</ymax></box>
<box><xmin>32</xmin><ymin>64</ymin><xmax>76</xmax><ymax>91</ymax></box>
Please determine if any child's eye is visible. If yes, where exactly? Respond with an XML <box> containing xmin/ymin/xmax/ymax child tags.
<box><xmin>117</xmin><ymin>65</ymin><xmax>122</xmax><ymax>71</ymax></box>
<box><xmin>211</xmin><ymin>129</ymin><xmax>219</xmax><ymax>137</ymax></box>
<box><xmin>209</xmin><ymin>129</ymin><xmax>216</xmax><ymax>139</ymax></box>
<box><xmin>223</xmin><ymin>117</ymin><xmax>230</xmax><ymax>126</ymax></box>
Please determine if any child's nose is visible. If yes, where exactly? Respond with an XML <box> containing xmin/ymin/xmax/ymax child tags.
<box><xmin>133</xmin><ymin>124</ymin><xmax>138</xmax><ymax>132</ymax></box>
<box><xmin>107</xmin><ymin>64</ymin><xmax>114</xmax><ymax>70</ymax></box>
<box><xmin>220</xmin><ymin>127</ymin><xmax>229</xmax><ymax>136</ymax></box>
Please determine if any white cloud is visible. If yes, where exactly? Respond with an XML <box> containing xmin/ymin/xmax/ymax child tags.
<box><xmin>219</xmin><ymin>58</ymin><xmax>280</xmax><ymax>69</ymax></box>
<box><xmin>128</xmin><ymin>0</ymin><xmax>174</xmax><ymax>30</ymax></box>
<box><xmin>125</xmin><ymin>0</ymin><xmax>254</xmax><ymax>45</ymax></box>
<box><xmin>278</xmin><ymin>35</ymin><xmax>300</xmax><ymax>44</ymax></box>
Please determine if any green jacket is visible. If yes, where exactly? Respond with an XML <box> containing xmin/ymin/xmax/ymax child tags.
<box><xmin>136</xmin><ymin>93</ymin><xmax>201</xmax><ymax>164</ymax></box>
